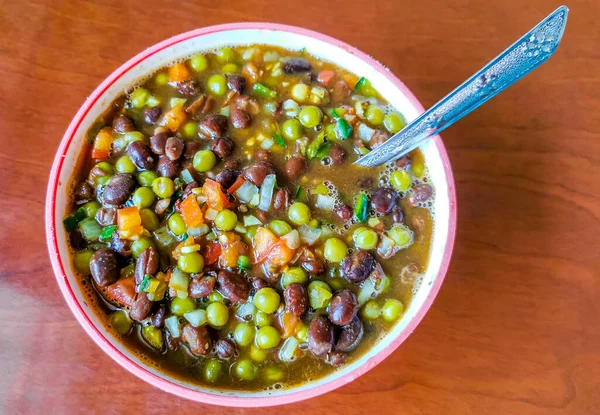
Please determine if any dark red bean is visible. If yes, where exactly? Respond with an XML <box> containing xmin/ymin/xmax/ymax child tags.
<box><xmin>156</xmin><ymin>156</ymin><xmax>179</xmax><ymax>178</ymax></box>
<box><xmin>283</xmin><ymin>58</ymin><xmax>311</xmax><ymax>73</ymax></box>
<box><xmin>284</xmin><ymin>283</ymin><xmax>308</xmax><ymax>318</ymax></box>
<box><xmin>166</xmin><ymin>330</ymin><xmax>179</xmax><ymax>351</ymax></box>
<box><xmin>103</xmin><ymin>174</ymin><xmax>135</xmax><ymax>206</ymax></box>
<box><xmin>328</xmin><ymin>289</ymin><xmax>359</xmax><ymax>326</ymax></box>
<box><xmin>199</xmin><ymin>114</ymin><xmax>227</xmax><ymax>139</ymax></box>
<box><xmin>335</xmin><ymin>317</ymin><xmax>364</xmax><ymax>352</ymax></box>
<box><xmin>150</xmin><ymin>132</ymin><xmax>169</xmax><ymax>155</ymax></box>
<box><xmin>284</xmin><ymin>155</ymin><xmax>307</xmax><ymax>180</ymax></box>
<box><xmin>183</xmin><ymin>140</ymin><xmax>201</xmax><ymax>159</ymax></box>
<box><xmin>127</xmin><ymin>141</ymin><xmax>155</xmax><ymax>170</ymax></box>
<box><xmin>254</xmin><ymin>149</ymin><xmax>272</xmax><ymax>162</ymax></box>
<box><xmin>185</xmin><ymin>95</ymin><xmax>207</xmax><ymax>114</ymax></box>
<box><xmin>151</xmin><ymin>305</ymin><xmax>166</xmax><ymax>328</ymax></box>
<box><xmin>392</xmin><ymin>208</ymin><xmax>404</xmax><ymax>223</ymax></box>
<box><xmin>332</xmin><ymin>80</ymin><xmax>351</xmax><ymax>102</ymax></box>
<box><xmin>395</xmin><ymin>156</ymin><xmax>411</xmax><ymax>168</ymax></box>
<box><xmin>134</xmin><ymin>247</ymin><xmax>159</xmax><ymax>286</ymax></box>
<box><xmin>143</xmin><ymin>107</ymin><xmax>162</xmax><ymax>125</ymax></box>
<box><xmin>181</xmin><ymin>324</ymin><xmax>212</xmax><ymax>356</ymax></box>
<box><xmin>176</xmin><ymin>79</ymin><xmax>200</xmax><ymax>96</ymax></box>
<box><xmin>340</xmin><ymin>250</ymin><xmax>376</xmax><ymax>284</ymax></box>
<box><xmin>227</xmin><ymin>75</ymin><xmax>246</xmax><ymax>94</ymax></box>
<box><xmin>129</xmin><ymin>292</ymin><xmax>153</xmax><ymax>322</ymax></box>
<box><xmin>74</xmin><ymin>181</ymin><xmax>94</xmax><ymax>203</ymax></box>
<box><xmin>327</xmin><ymin>351</ymin><xmax>348</xmax><ymax>367</ymax></box>
<box><xmin>333</xmin><ymin>205</ymin><xmax>353</xmax><ymax>221</ymax></box>
<box><xmin>211</xmin><ymin>137</ymin><xmax>234</xmax><ymax>159</ymax></box>
<box><xmin>371</xmin><ymin>188</ymin><xmax>399</xmax><ymax>215</ymax></box>
<box><xmin>328</xmin><ymin>144</ymin><xmax>346</xmax><ymax>165</ymax></box>
<box><xmin>113</xmin><ymin>114</ymin><xmax>134</xmax><ymax>133</ymax></box>
<box><xmin>243</xmin><ymin>161</ymin><xmax>276</xmax><ymax>186</ymax></box>
<box><xmin>95</xmin><ymin>207</ymin><xmax>117</xmax><ymax>226</ymax></box>
<box><xmin>223</xmin><ymin>158</ymin><xmax>241</xmax><ymax>169</ymax></box>
<box><xmin>308</xmin><ymin>316</ymin><xmax>334</xmax><ymax>356</ymax></box>
<box><xmin>410</xmin><ymin>183</ymin><xmax>433</xmax><ymax>204</ymax></box>
<box><xmin>216</xmin><ymin>270</ymin><xmax>250</xmax><ymax>303</ymax></box>
<box><xmin>165</xmin><ymin>136</ymin><xmax>184</xmax><ymax>161</ymax></box>
<box><xmin>255</xmin><ymin>209</ymin><xmax>269</xmax><ymax>223</ymax></box>
<box><xmin>358</xmin><ymin>177</ymin><xmax>374</xmax><ymax>189</ymax></box>
<box><xmin>297</xmin><ymin>247</ymin><xmax>324</xmax><ymax>275</ymax></box>
<box><xmin>69</xmin><ymin>230</ymin><xmax>87</xmax><ymax>250</ymax></box>
<box><xmin>182</xmin><ymin>181</ymin><xmax>198</xmax><ymax>198</ymax></box>
<box><xmin>251</xmin><ymin>277</ymin><xmax>269</xmax><ymax>293</ymax></box>
<box><xmin>215</xmin><ymin>169</ymin><xmax>240</xmax><ymax>191</ymax></box>
<box><xmin>154</xmin><ymin>198</ymin><xmax>170</xmax><ymax>215</ymax></box>
<box><xmin>188</xmin><ymin>275</ymin><xmax>216</xmax><ymax>299</ymax></box>
<box><xmin>110</xmin><ymin>231</ymin><xmax>131</xmax><ymax>257</ymax></box>
<box><xmin>230</xmin><ymin>106</ymin><xmax>251</xmax><ymax>129</ymax></box>
<box><xmin>215</xmin><ymin>338</ymin><xmax>236</xmax><ymax>359</ymax></box>
<box><xmin>272</xmin><ymin>188</ymin><xmax>291</xmax><ymax>211</ymax></box>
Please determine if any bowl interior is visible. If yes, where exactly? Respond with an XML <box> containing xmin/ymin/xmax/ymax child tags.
<box><xmin>47</xmin><ymin>24</ymin><xmax>455</xmax><ymax>406</ymax></box>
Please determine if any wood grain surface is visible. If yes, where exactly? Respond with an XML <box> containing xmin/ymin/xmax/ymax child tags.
<box><xmin>1</xmin><ymin>0</ymin><xmax>599</xmax><ymax>413</ymax></box>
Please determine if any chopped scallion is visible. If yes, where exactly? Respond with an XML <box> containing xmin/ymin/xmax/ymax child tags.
<box><xmin>354</xmin><ymin>193</ymin><xmax>369</xmax><ymax>223</ymax></box>
<box><xmin>140</xmin><ymin>275</ymin><xmax>152</xmax><ymax>291</ymax></box>
<box><xmin>100</xmin><ymin>225</ymin><xmax>117</xmax><ymax>241</ymax></box>
<box><xmin>335</xmin><ymin>118</ymin><xmax>353</xmax><ymax>140</ymax></box>
<box><xmin>274</xmin><ymin>133</ymin><xmax>287</xmax><ymax>147</ymax></box>
<box><xmin>253</xmin><ymin>83</ymin><xmax>277</xmax><ymax>98</ymax></box>
<box><xmin>63</xmin><ymin>208</ymin><xmax>87</xmax><ymax>233</ymax></box>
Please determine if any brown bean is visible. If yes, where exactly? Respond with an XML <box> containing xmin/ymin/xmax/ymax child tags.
<box><xmin>333</xmin><ymin>204</ymin><xmax>353</xmax><ymax>221</ymax></box>
<box><xmin>230</xmin><ymin>106</ymin><xmax>252</xmax><ymax>129</ymax></box>
<box><xmin>392</xmin><ymin>208</ymin><xmax>404</xmax><ymax>223</ymax></box>
<box><xmin>103</xmin><ymin>174</ymin><xmax>135</xmax><ymax>206</ymax></box>
<box><xmin>183</xmin><ymin>140</ymin><xmax>201</xmax><ymax>159</ymax></box>
<box><xmin>215</xmin><ymin>169</ymin><xmax>240</xmax><ymax>191</ymax></box>
<box><xmin>211</xmin><ymin>137</ymin><xmax>234</xmax><ymax>159</ymax></box>
<box><xmin>151</xmin><ymin>305</ymin><xmax>166</xmax><ymax>328</ymax></box>
<box><xmin>215</xmin><ymin>338</ymin><xmax>236</xmax><ymax>359</ymax></box>
<box><xmin>223</xmin><ymin>158</ymin><xmax>241</xmax><ymax>169</ymax></box>
<box><xmin>328</xmin><ymin>289</ymin><xmax>359</xmax><ymax>326</ymax></box>
<box><xmin>284</xmin><ymin>155</ymin><xmax>307</xmax><ymax>180</ymax></box>
<box><xmin>166</xmin><ymin>330</ymin><xmax>180</xmax><ymax>351</ymax></box>
<box><xmin>134</xmin><ymin>247</ymin><xmax>159</xmax><ymax>286</ymax></box>
<box><xmin>272</xmin><ymin>188</ymin><xmax>291</xmax><ymax>210</ymax></box>
<box><xmin>255</xmin><ymin>149</ymin><xmax>272</xmax><ymax>162</ymax></box>
<box><xmin>95</xmin><ymin>207</ymin><xmax>117</xmax><ymax>226</ymax></box>
<box><xmin>369</xmin><ymin>130</ymin><xmax>391</xmax><ymax>148</ymax></box>
<box><xmin>154</xmin><ymin>198</ymin><xmax>170</xmax><ymax>215</ymax></box>
<box><xmin>332</xmin><ymin>80</ymin><xmax>351</xmax><ymax>102</ymax></box>
<box><xmin>340</xmin><ymin>250</ymin><xmax>376</xmax><ymax>283</ymax></box>
<box><xmin>335</xmin><ymin>317</ymin><xmax>364</xmax><ymax>352</ymax></box>
<box><xmin>358</xmin><ymin>177</ymin><xmax>375</xmax><ymax>190</ymax></box>
<box><xmin>156</xmin><ymin>156</ymin><xmax>179</xmax><ymax>178</ymax></box>
<box><xmin>176</xmin><ymin>79</ymin><xmax>200</xmax><ymax>96</ymax></box>
<box><xmin>395</xmin><ymin>156</ymin><xmax>411</xmax><ymax>168</ymax></box>
<box><xmin>284</xmin><ymin>283</ymin><xmax>308</xmax><ymax>318</ymax></box>
<box><xmin>410</xmin><ymin>183</ymin><xmax>433</xmax><ymax>204</ymax></box>
<box><xmin>69</xmin><ymin>230</ymin><xmax>87</xmax><ymax>250</ymax></box>
<box><xmin>150</xmin><ymin>132</ymin><xmax>169</xmax><ymax>155</ymax></box>
<box><xmin>308</xmin><ymin>316</ymin><xmax>334</xmax><ymax>356</ymax></box>
<box><xmin>143</xmin><ymin>107</ymin><xmax>162</xmax><ymax>125</ymax></box>
<box><xmin>371</xmin><ymin>188</ymin><xmax>399</xmax><ymax>215</ymax></box>
<box><xmin>188</xmin><ymin>275</ymin><xmax>216</xmax><ymax>299</ymax></box>
<box><xmin>165</xmin><ymin>136</ymin><xmax>184</xmax><ymax>161</ymax></box>
<box><xmin>185</xmin><ymin>95</ymin><xmax>206</xmax><ymax>114</ymax></box>
<box><xmin>251</xmin><ymin>277</ymin><xmax>269</xmax><ymax>293</ymax></box>
<box><xmin>129</xmin><ymin>292</ymin><xmax>153</xmax><ymax>322</ymax></box>
<box><xmin>243</xmin><ymin>161</ymin><xmax>276</xmax><ymax>186</ymax></box>
<box><xmin>110</xmin><ymin>231</ymin><xmax>131</xmax><ymax>257</ymax></box>
<box><xmin>181</xmin><ymin>324</ymin><xmax>212</xmax><ymax>356</ymax></box>
<box><xmin>199</xmin><ymin>114</ymin><xmax>227</xmax><ymax>139</ymax></box>
<box><xmin>326</xmin><ymin>351</ymin><xmax>348</xmax><ymax>367</ymax></box>
<box><xmin>227</xmin><ymin>74</ymin><xmax>246</xmax><ymax>94</ymax></box>
<box><xmin>216</xmin><ymin>270</ymin><xmax>250</xmax><ymax>303</ymax></box>
<box><xmin>328</xmin><ymin>144</ymin><xmax>346</xmax><ymax>165</ymax></box>
<box><xmin>127</xmin><ymin>141</ymin><xmax>155</xmax><ymax>170</ymax></box>
<box><xmin>113</xmin><ymin>114</ymin><xmax>134</xmax><ymax>133</ymax></box>
<box><xmin>283</xmin><ymin>58</ymin><xmax>311</xmax><ymax>73</ymax></box>
<box><xmin>255</xmin><ymin>209</ymin><xmax>269</xmax><ymax>223</ymax></box>
<box><xmin>182</xmin><ymin>181</ymin><xmax>198</xmax><ymax>199</ymax></box>
<box><xmin>297</xmin><ymin>247</ymin><xmax>324</xmax><ymax>275</ymax></box>
<box><xmin>74</xmin><ymin>181</ymin><xmax>94</xmax><ymax>203</ymax></box>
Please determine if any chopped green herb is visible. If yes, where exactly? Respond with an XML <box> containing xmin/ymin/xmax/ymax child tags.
<box><xmin>299</xmin><ymin>47</ymin><xmax>306</xmax><ymax>56</ymax></box>
<box><xmin>181</xmin><ymin>233</ymin><xmax>189</xmax><ymax>240</ymax></box>
<box><xmin>238</xmin><ymin>255</ymin><xmax>252</xmax><ymax>270</ymax></box>
<box><xmin>295</xmin><ymin>186</ymin><xmax>302</xmax><ymax>199</ymax></box>
<box><xmin>307</xmin><ymin>131</ymin><xmax>326</xmax><ymax>159</ymax></box>
<box><xmin>274</xmin><ymin>133</ymin><xmax>287</xmax><ymax>147</ymax></box>
<box><xmin>354</xmin><ymin>77</ymin><xmax>367</xmax><ymax>92</ymax></box>
<box><xmin>63</xmin><ymin>208</ymin><xmax>87</xmax><ymax>233</ymax></box>
<box><xmin>181</xmin><ymin>169</ymin><xmax>195</xmax><ymax>184</ymax></box>
<box><xmin>253</xmin><ymin>83</ymin><xmax>277</xmax><ymax>98</ymax></box>
<box><xmin>354</xmin><ymin>77</ymin><xmax>376</xmax><ymax>97</ymax></box>
<box><xmin>331</xmin><ymin>108</ymin><xmax>340</xmax><ymax>119</ymax></box>
<box><xmin>354</xmin><ymin>193</ymin><xmax>369</xmax><ymax>223</ymax></box>
<box><xmin>140</xmin><ymin>275</ymin><xmax>152</xmax><ymax>292</ymax></box>
<box><xmin>335</xmin><ymin>119</ymin><xmax>353</xmax><ymax>140</ymax></box>
<box><xmin>316</xmin><ymin>141</ymin><xmax>332</xmax><ymax>158</ymax></box>
<box><xmin>100</xmin><ymin>225</ymin><xmax>117</xmax><ymax>241</ymax></box>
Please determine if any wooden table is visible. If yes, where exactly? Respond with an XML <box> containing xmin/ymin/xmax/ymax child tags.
<box><xmin>1</xmin><ymin>0</ymin><xmax>598</xmax><ymax>413</ymax></box>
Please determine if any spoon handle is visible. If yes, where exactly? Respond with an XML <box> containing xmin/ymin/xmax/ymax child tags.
<box><xmin>355</xmin><ymin>5</ymin><xmax>569</xmax><ymax>167</ymax></box>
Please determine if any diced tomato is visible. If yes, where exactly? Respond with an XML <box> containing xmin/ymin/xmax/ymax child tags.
<box><xmin>168</xmin><ymin>62</ymin><xmax>192</xmax><ymax>83</ymax></box>
<box><xmin>219</xmin><ymin>232</ymin><xmax>248</xmax><ymax>268</ymax></box>
<box><xmin>91</xmin><ymin>127</ymin><xmax>113</xmax><ymax>159</ymax></box>
<box><xmin>317</xmin><ymin>70</ymin><xmax>335</xmax><ymax>86</ymax></box>
<box><xmin>117</xmin><ymin>206</ymin><xmax>143</xmax><ymax>239</ymax></box>
<box><xmin>227</xmin><ymin>176</ymin><xmax>246</xmax><ymax>195</ymax></box>
<box><xmin>104</xmin><ymin>278</ymin><xmax>136</xmax><ymax>307</ymax></box>
<box><xmin>253</xmin><ymin>227</ymin><xmax>279</xmax><ymax>264</ymax></box>
<box><xmin>267</xmin><ymin>241</ymin><xmax>295</xmax><ymax>267</ymax></box>
<box><xmin>202</xmin><ymin>179</ymin><xmax>232</xmax><ymax>210</ymax></box>
<box><xmin>204</xmin><ymin>242</ymin><xmax>221</xmax><ymax>266</ymax></box>
<box><xmin>180</xmin><ymin>196</ymin><xmax>204</xmax><ymax>228</ymax></box>
<box><xmin>280</xmin><ymin>312</ymin><xmax>300</xmax><ymax>339</ymax></box>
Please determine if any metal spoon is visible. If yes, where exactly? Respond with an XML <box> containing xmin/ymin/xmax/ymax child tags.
<box><xmin>354</xmin><ymin>5</ymin><xmax>568</xmax><ymax>167</ymax></box>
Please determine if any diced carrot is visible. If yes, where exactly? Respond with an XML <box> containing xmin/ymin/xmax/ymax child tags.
<box><xmin>91</xmin><ymin>127</ymin><xmax>113</xmax><ymax>159</ymax></box>
<box><xmin>160</xmin><ymin>105</ymin><xmax>188</xmax><ymax>132</ymax></box>
<box><xmin>227</xmin><ymin>176</ymin><xmax>246</xmax><ymax>195</ymax></box>
<box><xmin>180</xmin><ymin>196</ymin><xmax>204</xmax><ymax>228</ymax></box>
<box><xmin>117</xmin><ymin>207</ymin><xmax>143</xmax><ymax>239</ymax></box>
<box><xmin>104</xmin><ymin>278</ymin><xmax>136</xmax><ymax>307</ymax></box>
<box><xmin>317</xmin><ymin>70</ymin><xmax>335</xmax><ymax>86</ymax></box>
<box><xmin>204</xmin><ymin>242</ymin><xmax>221</xmax><ymax>266</ymax></box>
<box><xmin>280</xmin><ymin>312</ymin><xmax>300</xmax><ymax>339</ymax></box>
<box><xmin>253</xmin><ymin>227</ymin><xmax>279</xmax><ymax>264</ymax></box>
<box><xmin>202</xmin><ymin>179</ymin><xmax>232</xmax><ymax>210</ymax></box>
<box><xmin>168</xmin><ymin>62</ymin><xmax>192</xmax><ymax>83</ymax></box>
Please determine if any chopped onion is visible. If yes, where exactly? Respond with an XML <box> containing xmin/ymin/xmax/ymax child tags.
<box><xmin>263</xmin><ymin>102</ymin><xmax>276</xmax><ymax>114</ymax></box>
<box><xmin>298</xmin><ymin>225</ymin><xmax>322</xmax><ymax>245</ymax></box>
<box><xmin>220</xmin><ymin>106</ymin><xmax>230</xmax><ymax>116</ymax></box>
<box><xmin>184</xmin><ymin>309</ymin><xmax>207</xmax><ymax>327</ymax></box>
<box><xmin>165</xmin><ymin>316</ymin><xmax>180</xmax><ymax>338</ymax></box>
<box><xmin>235</xmin><ymin>222</ymin><xmax>246</xmax><ymax>233</ymax></box>
<box><xmin>249</xmin><ymin>192</ymin><xmax>260</xmax><ymax>207</ymax></box>
<box><xmin>258</xmin><ymin>174</ymin><xmax>276</xmax><ymax>211</ymax></box>
<box><xmin>235</xmin><ymin>181</ymin><xmax>259</xmax><ymax>203</ymax></box>
<box><xmin>315</xmin><ymin>194</ymin><xmax>335</xmax><ymax>210</ymax></box>
<box><xmin>357</xmin><ymin>277</ymin><xmax>376</xmax><ymax>305</ymax></box>
<box><xmin>187</xmin><ymin>224</ymin><xmax>210</xmax><ymax>237</ymax></box>
<box><xmin>263</xmin><ymin>51</ymin><xmax>279</xmax><ymax>62</ymax></box>
<box><xmin>282</xmin><ymin>229</ymin><xmax>301</xmax><ymax>249</ymax></box>
<box><xmin>180</xmin><ymin>244</ymin><xmax>201</xmax><ymax>254</ymax></box>
<box><xmin>205</xmin><ymin>208</ymin><xmax>219</xmax><ymax>221</ymax></box>
<box><xmin>261</xmin><ymin>138</ymin><xmax>274</xmax><ymax>150</ymax></box>
<box><xmin>279</xmin><ymin>337</ymin><xmax>299</xmax><ymax>362</ymax></box>
<box><xmin>243</xmin><ymin>215</ymin><xmax>263</xmax><ymax>227</ymax></box>
<box><xmin>236</xmin><ymin>302</ymin><xmax>256</xmax><ymax>320</ymax></box>
<box><xmin>283</xmin><ymin>99</ymin><xmax>299</xmax><ymax>117</ymax></box>
<box><xmin>242</xmin><ymin>48</ymin><xmax>256</xmax><ymax>60</ymax></box>
<box><xmin>377</xmin><ymin>234</ymin><xmax>398</xmax><ymax>259</ymax></box>
<box><xmin>357</xmin><ymin>123</ymin><xmax>375</xmax><ymax>142</ymax></box>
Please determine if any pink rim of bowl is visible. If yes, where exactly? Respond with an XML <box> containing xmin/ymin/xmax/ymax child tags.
<box><xmin>45</xmin><ymin>23</ymin><xmax>456</xmax><ymax>407</ymax></box>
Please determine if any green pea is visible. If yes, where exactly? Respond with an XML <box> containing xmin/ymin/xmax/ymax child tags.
<box><xmin>308</xmin><ymin>280</ymin><xmax>333</xmax><ymax>309</ymax></box>
<box><xmin>81</xmin><ymin>201</ymin><xmax>100</xmax><ymax>218</ymax></box>
<box><xmin>234</xmin><ymin>322</ymin><xmax>256</xmax><ymax>347</ymax></box>
<box><xmin>254</xmin><ymin>311</ymin><xmax>273</xmax><ymax>328</ymax></box>
<box><xmin>295</xmin><ymin>323</ymin><xmax>309</xmax><ymax>342</ymax></box>
<box><xmin>142</xmin><ymin>325</ymin><xmax>164</xmax><ymax>350</ymax></box>
<box><xmin>222</xmin><ymin>63</ymin><xmax>238</xmax><ymax>74</ymax></box>
<box><xmin>189</xmin><ymin>54</ymin><xmax>208</xmax><ymax>72</ymax></box>
<box><xmin>96</xmin><ymin>162</ymin><xmax>115</xmax><ymax>175</ymax></box>
<box><xmin>263</xmin><ymin>366</ymin><xmax>285</xmax><ymax>382</ymax></box>
<box><xmin>282</xmin><ymin>119</ymin><xmax>304</xmax><ymax>140</ymax></box>
<box><xmin>140</xmin><ymin>208</ymin><xmax>160</xmax><ymax>231</ymax></box>
<box><xmin>253</xmin><ymin>288</ymin><xmax>281</xmax><ymax>314</ymax></box>
<box><xmin>178</xmin><ymin>252</ymin><xmax>204</xmax><ymax>273</ymax></box>
<box><xmin>388</xmin><ymin>225</ymin><xmax>413</xmax><ymax>248</ymax></box>
<box><xmin>168</xmin><ymin>213</ymin><xmax>187</xmax><ymax>236</ymax></box>
<box><xmin>138</xmin><ymin>170</ymin><xmax>159</xmax><ymax>187</ymax></box>
<box><xmin>204</xmin><ymin>359</ymin><xmax>223</xmax><ymax>383</ymax></box>
<box><xmin>132</xmin><ymin>186</ymin><xmax>156</xmax><ymax>209</ymax></box>
<box><xmin>131</xmin><ymin>237</ymin><xmax>154</xmax><ymax>258</ymax></box>
<box><xmin>155</xmin><ymin>72</ymin><xmax>169</xmax><ymax>86</ymax></box>
<box><xmin>390</xmin><ymin>170</ymin><xmax>412</xmax><ymax>192</ymax></box>
<box><xmin>130</xmin><ymin>88</ymin><xmax>150</xmax><ymax>108</ymax></box>
<box><xmin>249</xmin><ymin>344</ymin><xmax>268</xmax><ymax>362</ymax></box>
<box><xmin>256</xmin><ymin>326</ymin><xmax>281</xmax><ymax>349</ymax></box>
<box><xmin>96</xmin><ymin>175</ymin><xmax>113</xmax><ymax>186</ymax></box>
<box><xmin>269</xmin><ymin>220</ymin><xmax>292</xmax><ymax>236</ymax></box>
<box><xmin>324</xmin><ymin>238</ymin><xmax>348</xmax><ymax>262</ymax></box>
<box><xmin>361</xmin><ymin>300</ymin><xmax>381</xmax><ymax>320</ymax></box>
<box><xmin>383</xmin><ymin>112</ymin><xmax>406</xmax><ymax>133</ymax></box>
<box><xmin>287</xmin><ymin>202</ymin><xmax>310</xmax><ymax>225</ymax></box>
<box><xmin>152</xmin><ymin>177</ymin><xmax>175</xmax><ymax>198</ymax></box>
<box><xmin>115</xmin><ymin>156</ymin><xmax>137</xmax><ymax>174</ymax></box>
<box><xmin>298</xmin><ymin>105</ymin><xmax>323</xmax><ymax>128</ymax></box>
<box><xmin>381</xmin><ymin>299</ymin><xmax>404</xmax><ymax>322</ymax></box>
<box><xmin>181</xmin><ymin>121</ymin><xmax>198</xmax><ymax>138</ymax></box>
<box><xmin>193</xmin><ymin>150</ymin><xmax>217</xmax><ymax>172</ymax></box>
<box><xmin>209</xmin><ymin>291</ymin><xmax>225</xmax><ymax>303</ymax></box>
<box><xmin>207</xmin><ymin>74</ymin><xmax>227</xmax><ymax>96</ymax></box>
<box><xmin>326</xmin><ymin>277</ymin><xmax>345</xmax><ymax>291</ymax></box>
<box><xmin>214</xmin><ymin>209</ymin><xmax>237</xmax><ymax>231</ymax></box>
<box><xmin>207</xmin><ymin>302</ymin><xmax>230</xmax><ymax>327</ymax></box>
<box><xmin>365</xmin><ymin>105</ymin><xmax>385</xmax><ymax>126</ymax></box>
<box><xmin>352</xmin><ymin>227</ymin><xmax>379</xmax><ymax>250</ymax></box>
<box><xmin>281</xmin><ymin>267</ymin><xmax>307</xmax><ymax>288</ymax></box>
<box><xmin>73</xmin><ymin>250</ymin><xmax>93</xmax><ymax>275</ymax></box>
<box><xmin>325</xmin><ymin>123</ymin><xmax>337</xmax><ymax>141</ymax></box>
<box><xmin>171</xmin><ymin>297</ymin><xmax>196</xmax><ymax>316</ymax></box>
<box><xmin>216</xmin><ymin>47</ymin><xmax>235</xmax><ymax>63</ymax></box>
<box><xmin>234</xmin><ymin>359</ymin><xmax>256</xmax><ymax>380</ymax></box>
<box><xmin>109</xmin><ymin>311</ymin><xmax>132</xmax><ymax>335</ymax></box>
